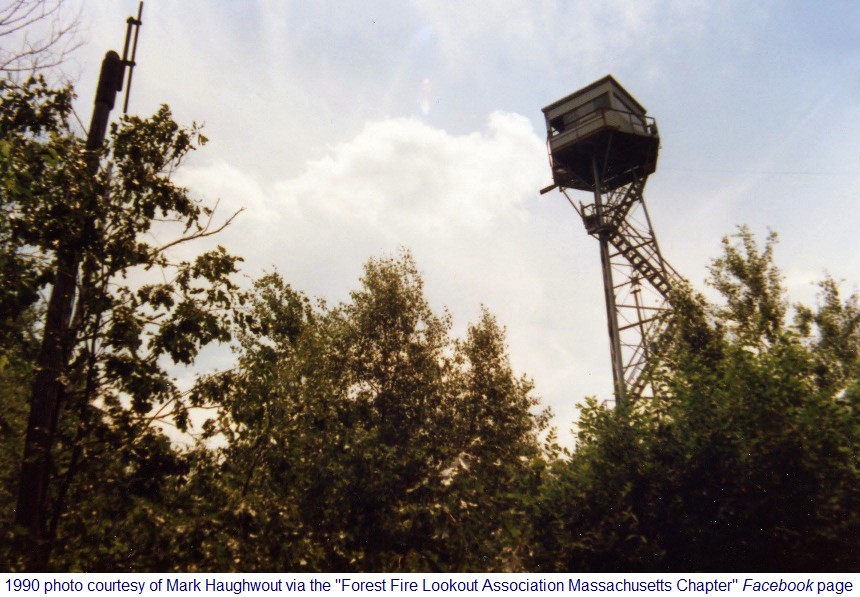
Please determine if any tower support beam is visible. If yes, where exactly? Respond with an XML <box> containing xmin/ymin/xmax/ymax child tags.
<box><xmin>592</xmin><ymin>156</ymin><xmax>627</xmax><ymax>407</ymax></box>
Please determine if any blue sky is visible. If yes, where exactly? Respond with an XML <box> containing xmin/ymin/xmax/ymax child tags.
<box><xmin>57</xmin><ymin>1</ymin><xmax>860</xmax><ymax>445</ymax></box>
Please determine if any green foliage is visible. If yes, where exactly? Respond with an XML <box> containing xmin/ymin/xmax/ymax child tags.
<box><xmin>0</xmin><ymin>308</ymin><xmax>37</xmax><ymax>555</ymax></box>
<box><xmin>796</xmin><ymin>276</ymin><xmax>860</xmax><ymax>389</ymax></box>
<box><xmin>0</xmin><ymin>79</ymin><xmax>75</xmax><ymax>349</ymax></box>
<box><xmin>189</xmin><ymin>252</ymin><xmax>548</xmax><ymax>571</ymax></box>
<box><xmin>708</xmin><ymin>227</ymin><xmax>786</xmax><ymax>345</ymax></box>
<box><xmin>0</xmin><ymin>78</ymin><xmax>243</xmax><ymax>570</ymax></box>
<box><xmin>529</xmin><ymin>228</ymin><xmax>859</xmax><ymax>572</ymax></box>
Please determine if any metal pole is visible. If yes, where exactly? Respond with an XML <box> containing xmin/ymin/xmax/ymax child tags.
<box><xmin>15</xmin><ymin>49</ymin><xmax>125</xmax><ymax>567</ymax></box>
<box><xmin>631</xmin><ymin>280</ymin><xmax>651</xmax><ymax>393</ymax></box>
<box><xmin>592</xmin><ymin>156</ymin><xmax>627</xmax><ymax>407</ymax></box>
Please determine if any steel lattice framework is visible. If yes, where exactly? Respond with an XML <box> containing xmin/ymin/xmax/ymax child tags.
<box><xmin>560</xmin><ymin>171</ymin><xmax>682</xmax><ymax>403</ymax></box>
<box><xmin>541</xmin><ymin>75</ymin><xmax>683</xmax><ymax>405</ymax></box>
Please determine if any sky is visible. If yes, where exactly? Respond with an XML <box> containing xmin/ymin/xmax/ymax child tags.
<box><xmin>45</xmin><ymin>0</ymin><xmax>860</xmax><ymax>445</ymax></box>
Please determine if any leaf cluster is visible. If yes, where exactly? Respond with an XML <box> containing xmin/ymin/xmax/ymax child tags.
<box><xmin>183</xmin><ymin>252</ymin><xmax>549</xmax><ymax>571</ymax></box>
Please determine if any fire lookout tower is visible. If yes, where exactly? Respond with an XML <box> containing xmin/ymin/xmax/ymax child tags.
<box><xmin>541</xmin><ymin>75</ymin><xmax>682</xmax><ymax>406</ymax></box>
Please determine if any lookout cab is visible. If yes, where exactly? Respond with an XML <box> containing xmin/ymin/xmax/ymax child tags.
<box><xmin>542</xmin><ymin>75</ymin><xmax>659</xmax><ymax>192</ymax></box>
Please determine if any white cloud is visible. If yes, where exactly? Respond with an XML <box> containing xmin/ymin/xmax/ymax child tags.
<box><xmin>180</xmin><ymin>111</ymin><xmax>548</xmax><ymax>284</ymax></box>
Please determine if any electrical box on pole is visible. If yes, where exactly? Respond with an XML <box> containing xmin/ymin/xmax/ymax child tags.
<box><xmin>541</xmin><ymin>75</ymin><xmax>681</xmax><ymax>406</ymax></box>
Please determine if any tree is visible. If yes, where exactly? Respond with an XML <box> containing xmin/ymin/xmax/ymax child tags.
<box><xmin>795</xmin><ymin>275</ymin><xmax>860</xmax><ymax>390</ymax></box>
<box><xmin>0</xmin><ymin>77</ymin><xmax>243</xmax><ymax>570</ymax></box>
<box><xmin>189</xmin><ymin>252</ymin><xmax>549</xmax><ymax>571</ymax></box>
<box><xmin>708</xmin><ymin>227</ymin><xmax>786</xmax><ymax>345</ymax></box>
<box><xmin>0</xmin><ymin>0</ymin><xmax>81</xmax><ymax>79</ymax></box>
<box><xmin>529</xmin><ymin>228</ymin><xmax>859</xmax><ymax>572</ymax></box>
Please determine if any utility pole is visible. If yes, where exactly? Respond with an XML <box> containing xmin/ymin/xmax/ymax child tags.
<box><xmin>15</xmin><ymin>3</ymin><xmax>143</xmax><ymax>568</ymax></box>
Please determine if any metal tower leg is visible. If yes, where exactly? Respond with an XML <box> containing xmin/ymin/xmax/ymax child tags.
<box><xmin>592</xmin><ymin>157</ymin><xmax>627</xmax><ymax>407</ymax></box>
<box><xmin>562</xmin><ymin>166</ymin><xmax>683</xmax><ymax>404</ymax></box>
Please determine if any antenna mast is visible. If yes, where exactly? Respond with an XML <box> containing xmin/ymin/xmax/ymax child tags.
<box><xmin>121</xmin><ymin>2</ymin><xmax>144</xmax><ymax>114</ymax></box>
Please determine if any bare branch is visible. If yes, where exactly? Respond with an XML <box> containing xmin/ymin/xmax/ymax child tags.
<box><xmin>153</xmin><ymin>207</ymin><xmax>244</xmax><ymax>256</ymax></box>
<box><xmin>0</xmin><ymin>0</ymin><xmax>82</xmax><ymax>80</ymax></box>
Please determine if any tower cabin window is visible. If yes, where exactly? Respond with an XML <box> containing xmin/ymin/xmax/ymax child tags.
<box><xmin>611</xmin><ymin>94</ymin><xmax>639</xmax><ymax>115</ymax></box>
<box><xmin>611</xmin><ymin>93</ymin><xmax>646</xmax><ymax>132</ymax></box>
<box><xmin>548</xmin><ymin>93</ymin><xmax>611</xmax><ymax>135</ymax></box>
